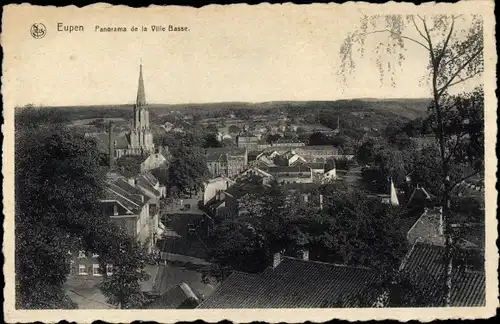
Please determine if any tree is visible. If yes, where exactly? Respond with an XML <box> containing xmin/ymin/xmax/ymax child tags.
<box><xmin>151</xmin><ymin>165</ymin><xmax>169</xmax><ymax>186</ymax></box>
<box><xmin>228</xmin><ymin>125</ymin><xmax>241</xmax><ymax>134</ymax></box>
<box><xmin>115</xmin><ymin>154</ymin><xmax>144</xmax><ymax>177</ymax></box>
<box><xmin>202</xmin><ymin>133</ymin><xmax>222</xmax><ymax>148</ymax></box>
<box><xmin>99</xmin><ymin>239</ymin><xmax>150</xmax><ymax>309</ymax></box>
<box><xmin>341</xmin><ymin>15</ymin><xmax>484</xmax><ymax>305</ymax></box>
<box><xmin>15</xmin><ymin>122</ymin><xmax>107</xmax><ymax>308</ymax></box>
<box><xmin>15</xmin><ymin>108</ymin><xmax>154</xmax><ymax>309</ymax></box>
<box><xmin>308</xmin><ymin>132</ymin><xmax>331</xmax><ymax>145</ymax></box>
<box><xmin>167</xmin><ymin>146</ymin><xmax>209</xmax><ymax>196</ymax></box>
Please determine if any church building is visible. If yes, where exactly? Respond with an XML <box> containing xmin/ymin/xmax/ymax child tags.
<box><xmin>113</xmin><ymin>63</ymin><xmax>155</xmax><ymax>158</ymax></box>
<box><xmin>87</xmin><ymin>64</ymin><xmax>167</xmax><ymax>172</ymax></box>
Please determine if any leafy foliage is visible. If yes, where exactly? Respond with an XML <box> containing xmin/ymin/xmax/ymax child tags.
<box><xmin>99</xmin><ymin>239</ymin><xmax>150</xmax><ymax>309</ymax></box>
<box><xmin>116</xmin><ymin>154</ymin><xmax>145</xmax><ymax>177</ymax></box>
<box><xmin>15</xmin><ymin>108</ymin><xmax>152</xmax><ymax>309</ymax></box>
<box><xmin>167</xmin><ymin>145</ymin><xmax>209</xmax><ymax>196</ymax></box>
<box><xmin>207</xmin><ymin>180</ymin><xmax>408</xmax><ymax>281</ymax></box>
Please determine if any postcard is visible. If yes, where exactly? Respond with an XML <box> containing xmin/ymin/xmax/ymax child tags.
<box><xmin>2</xmin><ymin>1</ymin><xmax>497</xmax><ymax>323</ymax></box>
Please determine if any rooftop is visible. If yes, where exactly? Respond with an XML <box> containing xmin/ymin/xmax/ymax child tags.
<box><xmin>401</xmin><ymin>242</ymin><xmax>485</xmax><ymax>307</ymax></box>
<box><xmin>197</xmin><ymin>257</ymin><xmax>378</xmax><ymax>308</ymax></box>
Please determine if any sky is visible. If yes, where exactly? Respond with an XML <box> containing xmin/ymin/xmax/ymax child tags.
<box><xmin>4</xmin><ymin>4</ymin><xmax>482</xmax><ymax>107</ymax></box>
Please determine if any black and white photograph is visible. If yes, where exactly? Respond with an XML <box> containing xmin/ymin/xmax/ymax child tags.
<box><xmin>2</xmin><ymin>2</ymin><xmax>497</xmax><ymax>322</ymax></box>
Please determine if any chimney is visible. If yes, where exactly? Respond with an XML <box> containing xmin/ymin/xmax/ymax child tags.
<box><xmin>108</xmin><ymin>122</ymin><xmax>114</xmax><ymax>169</ymax></box>
<box><xmin>272</xmin><ymin>252</ymin><xmax>282</xmax><ymax>268</ymax></box>
<box><xmin>299</xmin><ymin>249</ymin><xmax>309</xmax><ymax>261</ymax></box>
<box><xmin>128</xmin><ymin>178</ymin><xmax>136</xmax><ymax>187</ymax></box>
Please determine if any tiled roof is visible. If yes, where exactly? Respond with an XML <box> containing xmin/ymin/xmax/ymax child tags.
<box><xmin>197</xmin><ymin>257</ymin><xmax>378</xmax><ymax>308</ymax></box>
<box><xmin>401</xmin><ymin>242</ymin><xmax>485</xmax><ymax>307</ymax></box>
<box><xmin>103</xmin><ymin>178</ymin><xmax>148</xmax><ymax>214</ymax></box>
<box><xmin>407</xmin><ymin>209</ymin><xmax>445</xmax><ymax>246</ymax></box>
<box><xmin>136</xmin><ymin>176</ymin><xmax>161</xmax><ymax>197</ymax></box>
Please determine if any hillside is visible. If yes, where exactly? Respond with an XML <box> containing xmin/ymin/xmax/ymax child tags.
<box><xmin>31</xmin><ymin>98</ymin><xmax>431</xmax><ymax>122</ymax></box>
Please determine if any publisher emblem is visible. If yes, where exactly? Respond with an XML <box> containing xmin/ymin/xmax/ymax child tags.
<box><xmin>30</xmin><ymin>23</ymin><xmax>47</xmax><ymax>39</ymax></box>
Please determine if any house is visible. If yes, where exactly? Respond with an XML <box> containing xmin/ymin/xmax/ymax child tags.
<box><xmin>140</xmin><ymin>152</ymin><xmax>168</xmax><ymax>173</ymax></box>
<box><xmin>261</xmin><ymin>145</ymin><xmax>340</xmax><ymax>162</ymax></box>
<box><xmin>203</xmin><ymin>176</ymin><xmax>235</xmax><ymax>205</ymax></box>
<box><xmin>235</xmin><ymin>167</ymin><xmax>273</xmax><ymax>185</ymax></box>
<box><xmin>237</xmin><ymin>135</ymin><xmax>260</xmax><ymax>151</ymax></box>
<box><xmin>266</xmin><ymin>165</ymin><xmax>313</xmax><ymax>184</ymax></box>
<box><xmin>205</xmin><ymin>175</ymin><xmax>265</xmax><ymax>220</ymax></box>
<box><xmin>205</xmin><ymin>147</ymin><xmax>248</xmax><ymax>178</ymax></box>
<box><xmin>323</xmin><ymin>162</ymin><xmax>337</xmax><ymax>181</ymax></box>
<box><xmin>162</xmin><ymin>121</ymin><xmax>175</xmax><ymax>132</ymax></box>
<box><xmin>101</xmin><ymin>176</ymin><xmax>161</xmax><ymax>253</ymax></box>
<box><xmin>197</xmin><ymin>253</ymin><xmax>379</xmax><ymax>308</ymax></box>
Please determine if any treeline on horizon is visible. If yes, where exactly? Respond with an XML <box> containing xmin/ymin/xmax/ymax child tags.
<box><xmin>16</xmin><ymin>98</ymin><xmax>431</xmax><ymax>123</ymax></box>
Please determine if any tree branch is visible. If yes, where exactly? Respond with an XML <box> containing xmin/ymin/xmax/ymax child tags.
<box><xmin>359</xmin><ymin>29</ymin><xmax>430</xmax><ymax>50</ymax></box>
<box><xmin>436</xmin><ymin>17</ymin><xmax>455</xmax><ymax>66</ymax></box>
<box><xmin>444</xmin><ymin>132</ymin><xmax>468</xmax><ymax>166</ymax></box>
<box><xmin>410</xmin><ymin>16</ymin><xmax>429</xmax><ymax>43</ymax></box>
<box><xmin>422</xmin><ymin>18</ymin><xmax>437</xmax><ymax>68</ymax></box>
<box><xmin>444</xmin><ymin>69</ymin><xmax>483</xmax><ymax>89</ymax></box>
<box><xmin>450</xmin><ymin>169</ymin><xmax>482</xmax><ymax>192</ymax></box>
<box><xmin>437</xmin><ymin>48</ymin><xmax>483</xmax><ymax>96</ymax></box>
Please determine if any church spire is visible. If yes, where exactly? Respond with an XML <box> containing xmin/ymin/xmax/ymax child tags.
<box><xmin>389</xmin><ymin>178</ymin><xmax>400</xmax><ymax>206</ymax></box>
<box><xmin>136</xmin><ymin>63</ymin><xmax>146</xmax><ymax>107</ymax></box>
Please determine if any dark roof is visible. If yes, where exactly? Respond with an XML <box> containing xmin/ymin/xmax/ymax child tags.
<box><xmin>225</xmin><ymin>180</ymin><xmax>263</xmax><ymax>199</ymax></box>
<box><xmin>267</xmin><ymin>166</ymin><xmax>311</xmax><ymax>174</ymax></box>
<box><xmin>88</xmin><ymin>132</ymin><xmax>130</xmax><ymax>152</ymax></box>
<box><xmin>303</xmin><ymin>145</ymin><xmax>339</xmax><ymax>152</ymax></box>
<box><xmin>206</xmin><ymin>147</ymin><xmax>246</xmax><ymax>155</ymax></box>
<box><xmin>206</xmin><ymin>147</ymin><xmax>246</xmax><ymax>162</ymax></box>
<box><xmin>307</xmin><ymin>162</ymin><xmax>326</xmax><ymax>170</ymax></box>
<box><xmin>136</xmin><ymin>175</ymin><xmax>161</xmax><ymax>197</ymax></box>
<box><xmin>197</xmin><ymin>257</ymin><xmax>378</xmax><ymax>308</ymax></box>
<box><xmin>145</xmin><ymin>282</ymin><xmax>199</xmax><ymax>309</ymax></box>
<box><xmin>282</xmin><ymin>183</ymin><xmax>320</xmax><ymax>193</ymax></box>
<box><xmin>103</xmin><ymin>178</ymin><xmax>148</xmax><ymax>213</ymax></box>
<box><xmin>401</xmin><ymin>242</ymin><xmax>485</xmax><ymax>307</ymax></box>
<box><xmin>406</xmin><ymin>187</ymin><xmax>434</xmax><ymax>208</ymax></box>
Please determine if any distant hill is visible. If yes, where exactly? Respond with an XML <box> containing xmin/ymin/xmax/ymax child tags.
<box><xmin>35</xmin><ymin>98</ymin><xmax>431</xmax><ymax>122</ymax></box>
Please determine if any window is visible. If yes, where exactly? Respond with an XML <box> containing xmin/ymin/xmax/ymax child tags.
<box><xmin>78</xmin><ymin>251</ymin><xmax>86</xmax><ymax>259</ymax></box>
<box><xmin>106</xmin><ymin>264</ymin><xmax>113</xmax><ymax>276</ymax></box>
<box><xmin>78</xmin><ymin>264</ymin><xmax>87</xmax><ymax>275</ymax></box>
<box><xmin>92</xmin><ymin>264</ymin><xmax>101</xmax><ymax>276</ymax></box>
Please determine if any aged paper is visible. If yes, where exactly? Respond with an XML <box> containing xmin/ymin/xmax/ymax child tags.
<box><xmin>2</xmin><ymin>1</ymin><xmax>498</xmax><ymax>323</ymax></box>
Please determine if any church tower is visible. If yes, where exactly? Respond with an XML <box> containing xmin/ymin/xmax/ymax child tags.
<box><xmin>129</xmin><ymin>63</ymin><xmax>154</xmax><ymax>153</ymax></box>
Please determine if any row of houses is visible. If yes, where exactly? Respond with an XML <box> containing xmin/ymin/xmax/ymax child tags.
<box><xmin>204</xmin><ymin>145</ymin><xmax>352</xmax><ymax>179</ymax></box>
